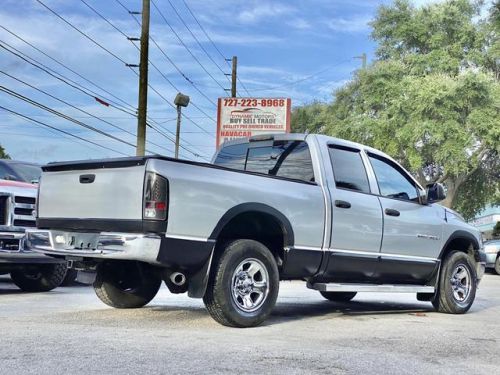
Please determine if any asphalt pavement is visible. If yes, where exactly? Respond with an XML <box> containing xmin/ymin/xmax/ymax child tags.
<box><xmin>0</xmin><ymin>273</ymin><xmax>499</xmax><ymax>374</ymax></box>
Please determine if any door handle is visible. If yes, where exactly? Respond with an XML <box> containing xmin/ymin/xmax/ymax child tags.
<box><xmin>335</xmin><ymin>200</ymin><xmax>351</xmax><ymax>209</ymax></box>
<box><xmin>385</xmin><ymin>208</ymin><xmax>400</xmax><ymax>217</ymax></box>
<box><xmin>79</xmin><ymin>174</ymin><xmax>95</xmax><ymax>184</ymax></box>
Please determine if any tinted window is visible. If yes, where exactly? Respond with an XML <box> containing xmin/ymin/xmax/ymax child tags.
<box><xmin>0</xmin><ymin>163</ymin><xmax>15</xmax><ymax>180</ymax></box>
<box><xmin>215</xmin><ymin>140</ymin><xmax>315</xmax><ymax>183</ymax></box>
<box><xmin>329</xmin><ymin>147</ymin><xmax>370</xmax><ymax>193</ymax></box>
<box><xmin>245</xmin><ymin>146</ymin><xmax>275</xmax><ymax>175</ymax></box>
<box><xmin>271</xmin><ymin>141</ymin><xmax>315</xmax><ymax>182</ymax></box>
<box><xmin>10</xmin><ymin>163</ymin><xmax>41</xmax><ymax>182</ymax></box>
<box><xmin>214</xmin><ymin>143</ymin><xmax>249</xmax><ymax>170</ymax></box>
<box><xmin>369</xmin><ymin>155</ymin><xmax>418</xmax><ymax>202</ymax></box>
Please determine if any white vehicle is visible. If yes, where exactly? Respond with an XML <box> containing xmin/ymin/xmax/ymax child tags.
<box><xmin>0</xmin><ymin>179</ymin><xmax>66</xmax><ymax>292</ymax></box>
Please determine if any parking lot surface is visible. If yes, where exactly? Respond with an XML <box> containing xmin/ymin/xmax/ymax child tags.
<box><xmin>0</xmin><ymin>273</ymin><xmax>499</xmax><ymax>375</ymax></box>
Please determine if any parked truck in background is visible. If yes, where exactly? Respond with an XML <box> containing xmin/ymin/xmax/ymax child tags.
<box><xmin>0</xmin><ymin>178</ymin><xmax>67</xmax><ymax>292</ymax></box>
<box><xmin>26</xmin><ymin>133</ymin><xmax>486</xmax><ymax>327</ymax></box>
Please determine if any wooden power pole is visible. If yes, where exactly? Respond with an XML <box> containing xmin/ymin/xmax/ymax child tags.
<box><xmin>355</xmin><ymin>52</ymin><xmax>367</xmax><ymax>69</ymax></box>
<box><xmin>231</xmin><ymin>56</ymin><xmax>237</xmax><ymax>98</ymax></box>
<box><xmin>136</xmin><ymin>0</ymin><xmax>150</xmax><ymax>156</ymax></box>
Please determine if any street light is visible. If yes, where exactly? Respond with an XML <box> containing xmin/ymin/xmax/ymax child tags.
<box><xmin>174</xmin><ymin>92</ymin><xmax>190</xmax><ymax>159</ymax></box>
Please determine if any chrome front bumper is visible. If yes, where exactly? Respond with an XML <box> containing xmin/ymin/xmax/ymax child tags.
<box><xmin>1</xmin><ymin>231</ymin><xmax>62</xmax><ymax>263</ymax></box>
<box><xmin>25</xmin><ymin>230</ymin><xmax>162</xmax><ymax>264</ymax></box>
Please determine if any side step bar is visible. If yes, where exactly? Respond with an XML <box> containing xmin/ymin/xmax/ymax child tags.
<box><xmin>308</xmin><ymin>283</ymin><xmax>434</xmax><ymax>293</ymax></box>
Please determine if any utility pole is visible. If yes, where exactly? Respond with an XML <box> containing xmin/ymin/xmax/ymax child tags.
<box><xmin>136</xmin><ymin>0</ymin><xmax>150</xmax><ymax>156</ymax></box>
<box><xmin>231</xmin><ymin>56</ymin><xmax>237</xmax><ymax>98</ymax></box>
<box><xmin>354</xmin><ymin>52</ymin><xmax>367</xmax><ymax>69</ymax></box>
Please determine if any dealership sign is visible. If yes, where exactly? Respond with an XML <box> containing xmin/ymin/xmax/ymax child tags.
<box><xmin>216</xmin><ymin>98</ymin><xmax>291</xmax><ymax>147</ymax></box>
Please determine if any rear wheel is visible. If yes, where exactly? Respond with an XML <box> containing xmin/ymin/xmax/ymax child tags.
<box><xmin>10</xmin><ymin>263</ymin><xmax>67</xmax><ymax>292</ymax></box>
<box><xmin>203</xmin><ymin>239</ymin><xmax>279</xmax><ymax>328</ymax></box>
<box><xmin>432</xmin><ymin>251</ymin><xmax>477</xmax><ymax>314</ymax></box>
<box><xmin>494</xmin><ymin>256</ymin><xmax>500</xmax><ymax>275</ymax></box>
<box><xmin>93</xmin><ymin>262</ymin><xmax>161</xmax><ymax>309</ymax></box>
<box><xmin>320</xmin><ymin>291</ymin><xmax>357</xmax><ymax>302</ymax></box>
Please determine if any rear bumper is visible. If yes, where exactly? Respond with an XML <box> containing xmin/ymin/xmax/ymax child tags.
<box><xmin>25</xmin><ymin>230</ymin><xmax>162</xmax><ymax>264</ymax></box>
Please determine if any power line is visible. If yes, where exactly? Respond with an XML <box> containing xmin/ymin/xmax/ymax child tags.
<box><xmin>249</xmin><ymin>59</ymin><xmax>353</xmax><ymax>92</ymax></box>
<box><xmin>150</xmin><ymin>0</ymin><xmax>228</xmax><ymax>95</ymax></box>
<box><xmin>0</xmin><ymin>25</ymin><xmax>137</xmax><ymax>113</ymax></box>
<box><xmin>76</xmin><ymin>0</ymin><xmax>216</xmax><ymax>142</ymax></box>
<box><xmin>166</xmin><ymin>0</ymin><xmax>230</xmax><ymax>82</ymax></box>
<box><xmin>24</xmin><ymin>3</ymin><xmax>212</xmax><ymax>158</ymax></box>
<box><xmin>1</xmin><ymin>85</ymin><xmax>138</xmax><ymax>149</ymax></box>
<box><xmin>83</xmin><ymin>3</ymin><xmax>217</xmax><ymax>142</ymax></box>
<box><xmin>180</xmin><ymin>0</ymin><xmax>251</xmax><ymax>97</ymax></box>
<box><xmin>0</xmin><ymin>70</ymin><xmax>170</xmax><ymax>155</ymax></box>
<box><xmin>112</xmin><ymin>0</ymin><xmax>218</xmax><ymax>111</ymax></box>
<box><xmin>35</xmin><ymin>0</ymin><xmax>130</xmax><ymax>66</ymax></box>
<box><xmin>0</xmin><ymin>105</ymin><xmax>127</xmax><ymax>156</ymax></box>
<box><xmin>0</xmin><ymin>40</ymin><xmax>137</xmax><ymax>118</ymax></box>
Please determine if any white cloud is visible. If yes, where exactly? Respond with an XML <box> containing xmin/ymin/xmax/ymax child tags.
<box><xmin>326</xmin><ymin>15</ymin><xmax>373</xmax><ymax>33</ymax></box>
<box><xmin>237</xmin><ymin>3</ymin><xmax>296</xmax><ymax>24</ymax></box>
<box><xmin>287</xmin><ymin>18</ymin><xmax>311</xmax><ymax>30</ymax></box>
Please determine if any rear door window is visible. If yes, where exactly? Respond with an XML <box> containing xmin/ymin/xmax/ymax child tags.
<box><xmin>328</xmin><ymin>146</ymin><xmax>370</xmax><ymax>193</ymax></box>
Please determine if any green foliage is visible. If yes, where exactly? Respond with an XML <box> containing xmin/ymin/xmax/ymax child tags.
<box><xmin>0</xmin><ymin>144</ymin><xmax>10</xmax><ymax>159</ymax></box>
<box><xmin>493</xmin><ymin>221</ymin><xmax>500</xmax><ymax>238</ymax></box>
<box><xmin>291</xmin><ymin>0</ymin><xmax>500</xmax><ymax>219</ymax></box>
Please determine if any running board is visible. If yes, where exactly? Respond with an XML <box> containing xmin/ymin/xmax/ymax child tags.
<box><xmin>308</xmin><ymin>283</ymin><xmax>434</xmax><ymax>293</ymax></box>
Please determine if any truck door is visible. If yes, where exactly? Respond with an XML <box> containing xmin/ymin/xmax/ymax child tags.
<box><xmin>367</xmin><ymin>153</ymin><xmax>442</xmax><ymax>283</ymax></box>
<box><xmin>323</xmin><ymin>145</ymin><xmax>383</xmax><ymax>282</ymax></box>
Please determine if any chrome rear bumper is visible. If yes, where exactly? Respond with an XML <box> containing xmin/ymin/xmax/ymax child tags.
<box><xmin>25</xmin><ymin>230</ymin><xmax>162</xmax><ymax>264</ymax></box>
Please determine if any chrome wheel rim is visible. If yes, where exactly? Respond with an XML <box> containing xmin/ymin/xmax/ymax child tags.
<box><xmin>231</xmin><ymin>258</ymin><xmax>269</xmax><ymax>313</ymax></box>
<box><xmin>450</xmin><ymin>264</ymin><xmax>471</xmax><ymax>302</ymax></box>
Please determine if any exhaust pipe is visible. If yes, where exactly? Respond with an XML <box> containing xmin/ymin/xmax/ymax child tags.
<box><xmin>170</xmin><ymin>272</ymin><xmax>186</xmax><ymax>286</ymax></box>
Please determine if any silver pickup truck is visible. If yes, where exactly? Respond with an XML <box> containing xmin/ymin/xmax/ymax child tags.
<box><xmin>26</xmin><ymin>134</ymin><xmax>486</xmax><ymax>327</ymax></box>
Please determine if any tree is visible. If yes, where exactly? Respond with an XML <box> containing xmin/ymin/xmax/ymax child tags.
<box><xmin>292</xmin><ymin>0</ymin><xmax>499</xmax><ymax>219</ymax></box>
<box><xmin>0</xmin><ymin>144</ymin><xmax>10</xmax><ymax>159</ymax></box>
<box><xmin>493</xmin><ymin>221</ymin><xmax>500</xmax><ymax>238</ymax></box>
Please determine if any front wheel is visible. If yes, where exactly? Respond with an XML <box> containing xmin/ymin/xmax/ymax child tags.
<box><xmin>320</xmin><ymin>291</ymin><xmax>357</xmax><ymax>302</ymax></box>
<box><xmin>432</xmin><ymin>251</ymin><xmax>477</xmax><ymax>314</ymax></box>
<box><xmin>93</xmin><ymin>262</ymin><xmax>161</xmax><ymax>309</ymax></box>
<box><xmin>494</xmin><ymin>256</ymin><xmax>500</xmax><ymax>275</ymax></box>
<box><xmin>203</xmin><ymin>239</ymin><xmax>279</xmax><ymax>327</ymax></box>
<box><xmin>10</xmin><ymin>263</ymin><xmax>67</xmax><ymax>292</ymax></box>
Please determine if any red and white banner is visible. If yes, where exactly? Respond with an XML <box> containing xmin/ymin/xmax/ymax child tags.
<box><xmin>216</xmin><ymin>98</ymin><xmax>291</xmax><ymax>147</ymax></box>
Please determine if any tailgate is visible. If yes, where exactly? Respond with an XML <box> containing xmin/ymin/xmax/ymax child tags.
<box><xmin>38</xmin><ymin>162</ymin><xmax>146</xmax><ymax>221</ymax></box>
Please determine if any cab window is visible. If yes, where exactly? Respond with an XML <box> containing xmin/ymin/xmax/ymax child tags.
<box><xmin>329</xmin><ymin>146</ymin><xmax>370</xmax><ymax>193</ymax></box>
<box><xmin>368</xmin><ymin>154</ymin><xmax>418</xmax><ymax>202</ymax></box>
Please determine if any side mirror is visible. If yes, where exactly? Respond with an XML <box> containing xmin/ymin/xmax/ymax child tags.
<box><xmin>426</xmin><ymin>183</ymin><xmax>446</xmax><ymax>203</ymax></box>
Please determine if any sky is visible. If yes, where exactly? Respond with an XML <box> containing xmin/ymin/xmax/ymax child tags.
<box><xmin>0</xmin><ymin>0</ymin><xmax>447</xmax><ymax>163</ymax></box>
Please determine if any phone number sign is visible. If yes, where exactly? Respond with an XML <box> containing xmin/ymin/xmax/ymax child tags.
<box><xmin>216</xmin><ymin>98</ymin><xmax>291</xmax><ymax>147</ymax></box>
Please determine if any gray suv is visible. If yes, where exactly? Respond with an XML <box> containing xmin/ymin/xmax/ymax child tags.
<box><xmin>27</xmin><ymin>134</ymin><xmax>486</xmax><ymax>327</ymax></box>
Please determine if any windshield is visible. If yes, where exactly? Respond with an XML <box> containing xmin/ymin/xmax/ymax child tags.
<box><xmin>11</xmin><ymin>163</ymin><xmax>42</xmax><ymax>183</ymax></box>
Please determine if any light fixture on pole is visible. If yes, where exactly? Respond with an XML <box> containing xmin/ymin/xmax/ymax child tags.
<box><xmin>173</xmin><ymin>92</ymin><xmax>190</xmax><ymax>159</ymax></box>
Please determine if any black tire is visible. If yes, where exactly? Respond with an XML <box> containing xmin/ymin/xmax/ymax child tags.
<box><xmin>60</xmin><ymin>268</ymin><xmax>78</xmax><ymax>286</ymax></box>
<box><xmin>320</xmin><ymin>291</ymin><xmax>357</xmax><ymax>302</ymax></box>
<box><xmin>10</xmin><ymin>263</ymin><xmax>67</xmax><ymax>292</ymax></box>
<box><xmin>432</xmin><ymin>251</ymin><xmax>477</xmax><ymax>314</ymax></box>
<box><xmin>494</xmin><ymin>256</ymin><xmax>500</xmax><ymax>275</ymax></box>
<box><xmin>93</xmin><ymin>262</ymin><xmax>161</xmax><ymax>309</ymax></box>
<box><xmin>203</xmin><ymin>239</ymin><xmax>279</xmax><ymax>328</ymax></box>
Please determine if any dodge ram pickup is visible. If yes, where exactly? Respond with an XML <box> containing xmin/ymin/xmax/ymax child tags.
<box><xmin>26</xmin><ymin>134</ymin><xmax>486</xmax><ymax>327</ymax></box>
<box><xmin>1</xmin><ymin>179</ymin><xmax>66</xmax><ymax>292</ymax></box>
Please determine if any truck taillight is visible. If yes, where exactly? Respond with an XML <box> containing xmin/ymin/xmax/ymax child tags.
<box><xmin>143</xmin><ymin>172</ymin><xmax>168</xmax><ymax>221</ymax></box>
